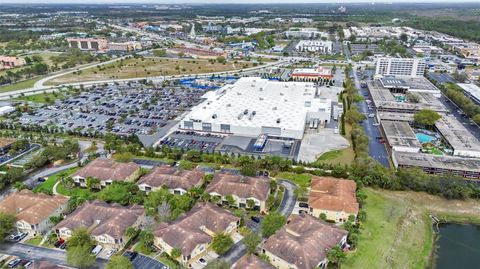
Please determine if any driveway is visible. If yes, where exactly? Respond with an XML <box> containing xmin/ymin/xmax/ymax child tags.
<box><xmin>221</xmin><ymin>180</ymin><xmax>297</xmax><ymax>264</ymax></box>
<box><xmin>0</xmin><ymin>242</ymin><xmax>107</xmax><ymax>268</ymax></box>
<box><xmin>131</xmin><ymin>253</ymin><xmax>168</xmax><ymax>269</ymax></box>
<box><xmin>277</xmin><ymin>180</ymin><xmax>297</xmax><ymax>217</ymax></box>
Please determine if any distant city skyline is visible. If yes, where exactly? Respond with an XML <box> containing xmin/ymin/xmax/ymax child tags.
<box><xmin>2</xmin><ymin>0</ymin><xmax>480</xmax><ymax>4</ymax></box>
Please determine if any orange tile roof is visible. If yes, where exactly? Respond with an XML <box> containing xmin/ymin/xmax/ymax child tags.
<box><xmin>308</xmin><ymin>176</ymin><xmax>359</xmax><ymax>215</ymax></box>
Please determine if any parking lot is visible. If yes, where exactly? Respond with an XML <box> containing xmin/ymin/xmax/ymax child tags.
<box><xmin>131</xmin><ymin>253</ymin><xmax>168</xmax><ymax>269</ymax></box>
<box><xmin>14</xmin><ymin>83</ymin><xmax>209</xmax><ymax>139</ymax></box>
<box><xmin>159</xmin><ymin>131</ymin><xmax>225</xmax><ymax>153</ymax></box>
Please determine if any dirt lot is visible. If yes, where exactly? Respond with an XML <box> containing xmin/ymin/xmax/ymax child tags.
<box><xmin>46</xmin><ymin>57</ymin><xmax>251</xmax><ymax>85</ymax></box>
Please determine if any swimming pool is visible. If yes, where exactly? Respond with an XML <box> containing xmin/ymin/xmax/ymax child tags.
<box><xmin>416</xmin><ymin>133</ymin><xmax>436</xmax><ymax>143</ymax></box>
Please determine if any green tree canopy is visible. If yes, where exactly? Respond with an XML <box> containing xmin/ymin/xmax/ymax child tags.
<box><xmin>243</xmin><ymin>232</ymin><xmax>262</xmax><ymax>254</ymax></box>
<box><xmin>67</xmin><ymin>245</ymin><xmax>96</xmax><ymax>269</ymax></box>
<box><xmin>211</xmin><ymin>233</ymin><xmax>234</xmax><ymax>254</ymax></box>
<box><xmin>106</xmin><ymin>256</ymin><xmax>134</xmax><ymax>269</ymax></box>
<box><xmin>261</xmin><ymin>212</ymin><xmax>286</xmax><ymax>237</ymax></box>
<box><xmin>414</xmin><ymin>109</ymin><xmax>441</xmax><ymax>126</ymax></box>
<box><xmin>68</xmin><ymin>228</ymin><xmax>95</xmax><ymax>249</ymax></box>
<box><xmin>0</xmin><ymin>212</ymin><xmax>16</xmax><ymax>242</ymax></box>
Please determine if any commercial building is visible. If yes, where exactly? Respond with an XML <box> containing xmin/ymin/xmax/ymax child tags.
<box><xmin>180</xmin><ymin>77</ymin><xmax>332</xmax><ymax>140</ymax></box>
<box><xmin>66</xmin><ymin>38</ymin><xmax>108</xmax><ymax>52</ymax></box>
<box><xmin>295</xmin><ymin>40</ymin><xmax>333</xmax><ymax>54</ymax></box>
<box><xmin>457</xmin><ymin>83</ymin><xmax>480</xmax><ymax>105</ymax></box>
<box><xmin>284</xmin><ymin>28</ymin><xmax>328</xmax><ymax>39</ymax></box>
<box><xmin>54</xmin><ymin>200</ymin><xmax>145</xmax><ymax>248</ymax></box>
<box><xmin>381</xmin><ymin>120</ymin><xmax>422</xmax><ymax>153</ymax></box>
<box><xmin>108</xmin><ymin>41</ymin><xmax>142</xmax><ymax>52</ymax></box>
<box><xmin>206</xmin><ymin>173</ymin><xmax>271</xmax><ymax>212</ymax></box>
<box><xmin>261</xmin><ymin>213</ymin><xmax>348</xmax><ymax>269</ymax></box>
<box><xmin>72</xmin><ymin>158</ymin><xmax>141</xmax><ymax>188</ymax></box>
<box><xmin>154</xmin><ymin>203</ymin><xmax>239</xmax><ymax>268</ymax></box>
<box><xmin>367</xmin><ymin>79</ymin><xmax>446</xmax><ymax>113</ymax></box>
<box><xmin>434</xmin><ymin>114</ymin><xmax>480</xmax><ymax>158</ymax></box>
<box><xmin>0</xmin><ymin>190</ymin><xmax>68</xmax><ymax>236</ymax></box>
<box><xmin>393</xmin><ymin>151</ymin><xmax>480</xmax><ymax>179</ymax></box>
<box><xmin>307</xmin><ymin>177</ymin><xmax>359</xmax><ymax>223</ymax></box>
<box><xmin>291</xmin><ymin>66</ymin><xmax>333</xmax><ymax>82</ymax></box>
<box><xmin>0</xmin><ymin>56</ymin><xmax>26</xmax><ymax>70</ymax></box>
<box><xmin>375</xmin><ymin>57</ymin><xmax>426</xmax><ymax>77</ymax></box>
<box><xmin>137</xmin><ymin>165</ymin><xmax>205</xmax><ymax>194</ymax></box>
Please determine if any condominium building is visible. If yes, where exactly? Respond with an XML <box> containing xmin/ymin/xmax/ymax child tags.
<box><xmin>375</xmin><ymin>57</ymin><xmax>426</xmax><ymax>77</ymax></box>
<box><xmin>66</xmin><ymin>38</ymin><xmax>108</xmax><ymax>52</ymax></box>
<box><xmin>295</xmin><ymin>40</ymin><xmax>333</xmax><ymax>54</ymax></box>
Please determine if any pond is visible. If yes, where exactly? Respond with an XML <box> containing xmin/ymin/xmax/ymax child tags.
<box><xmin>435</xmin><ymin>223</ymin><xmax>480</xmax><ymax>269</ymax></box>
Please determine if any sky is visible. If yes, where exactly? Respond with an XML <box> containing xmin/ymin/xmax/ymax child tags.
<box><xmin>2</xmin><ymin>0</ymin><xmax>479</xmax><ymax>4</ymax></box>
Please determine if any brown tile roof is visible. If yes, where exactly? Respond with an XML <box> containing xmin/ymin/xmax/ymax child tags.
<box><xmin>72</xmin><ymin>158</ymin><xmax>140</xmax><ymax>182</ymax></box>
<box><xmin>308</xmin><ymin>177</ymin><xmax>359</xmax><ymax>215</ymax></box>
<box><xmin>233</xmin><ymin>254</ymin><xmax>274</xmax><ymax>269</ymax></box>
<box><xmin>154</xmin><ymin>202</ymin><xmax>239</xmax><ymax>256</ymax></box>
<box><xmin>206</xmin><ymin>173</ymin><xmax>270</xmax><ymax>201</ymax></box>
<box><xmin>54</xmin><ymin>200</ymin><xmax>144</xmax><ymax>239</ymax></box>
<box><xmin>263</xmin><ymin>214</ymin><xmax>347</xmax><ymax>269</ymax></box>
<box><xmin>138</xmin><ymin>165</ymin><xmax>204</xmax><ymax>190</ymax></box>
<box><xmin>0</xmin><ymin>190</ymin><xmax>68</xmax><ymax>225</ymax></box>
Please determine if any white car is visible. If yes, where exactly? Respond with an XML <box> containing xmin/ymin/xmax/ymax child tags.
<box><xmin>372</xmin><ymin>123</ymin><xmax>380</xmax><ymax>126</ymax></box>
<box><xmin>368</xmin><ymin>114</ymin><xmax>375</xmax><ymax>118</ymax></box>
<box><xmin>106</xmin><ymin>248</ymin><xmax>117</xmax><ymax>258</ymax></box>
<box><xmin>91</xmin><ymin>245</ymin><xmax>103</xmax><ymax>256</ymax></box>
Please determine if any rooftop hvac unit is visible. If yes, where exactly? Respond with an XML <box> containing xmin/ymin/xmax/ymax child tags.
<box><xmin>259</xmin><ymin>97</ymin><xmax>264</xmax><ymax>101</ymax></box>
<box><xmin>280</xmin><ymin>93</ymin><xmax>284</xmax><ymax>96</ymax></box>
<box><xmin>272</xmin><ymin>107</ymin><xmax>277</xmax><ymax>110</ymax></box>
<box><xmin>238</xmin><ymin>113</ymin><xmax>244</xmax><ymax>120</ymax></box>
<box><xmin>237</xmin><ymin>92</ymin><xmax>242</xmax><ymax>95</ymax></box>
<box><xmin>276</xmin><ymin>118</ymin><xmax>281</xmax><ymax>124</ymax></box>
<box><xmin>227</xmin><ymin>103</ymin><xmax>231</xmax><ymax>107</ymax></box>
<box><xmin>212</xmin><ymin>114</ymin><xmax>217</xmax><ymax>119</ymax></box>
<box><xmin>243</xmin><ymin>109</ymin><xmax>249</xmax><ymax>115</ymax></box>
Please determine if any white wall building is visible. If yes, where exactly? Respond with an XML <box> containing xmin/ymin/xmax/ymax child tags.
<box><xmin>179</xmin><ymin>77</ymin><xmax>332</xmax><ymax>140</ymax></box>
<box><xmin>295</xmin><ymin>40</ymin><xmax>333</xmax><ymax>54</ymax></box>
<box><xmin>375</xmin><ymin>57</ymin><xmax>426</xmax><ymax>77</ymax></box>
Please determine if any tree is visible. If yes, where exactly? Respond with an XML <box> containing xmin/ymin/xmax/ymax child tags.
<box><xmin>67</xmin><ymin>245</ymin><xmax>96</xmax><ymax>269</ymax></box>
<box><xmin>211</xmin><ymin>233</ymin><xmax>234</xmax><ymax>254</ymax></box>
<box><xmin>107</xmin><ymin>256</ymin><xmax>134</xmax><ymax>269</ymax></box>
<box><xmin>0</xmin><ymin>212</ymin><xmax>15</xmax><ymax>242</ymax></box>
<box><xmin>68</xmin><ymin>228</ymin><xmax>95</xmax><ymax>249</ymax></box>
<box><xmin>243</xmin><ymin>232</ymin><xmax>261</xmax><ymax>253</ymax></box>
<box><xmin>261</xmin><ymin>212</ymin><xmax>286</xmax><ymax>237</ymax></box>
<box><xmin>414</xmin><ymin>109</ymin><xmax>441</xmax><ymax>126</ymax></box>
<box><xmin>224</xmin><ymin>195</ymin><xmax>236</xmax><ymax>207</ymax></box>
<box><xmin>171</xmin><ymin>247</ymin><xmax>182</xmax><ymax>259</ymax></box>
<box><xmin>153</xmin><ymin>49</ymin><xmax>167</xmax><ymax>57</ymax></box>
<box><xmin>326</xmin><ymin>245</ymin><xmax>346</xmax><ymax>268</ymax></box>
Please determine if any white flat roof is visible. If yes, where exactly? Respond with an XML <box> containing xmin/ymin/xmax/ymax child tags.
<box><xmin>184</xmin><ymin>77</ymin><xmax>330</xmax><ymax>132</ymax></box>
<box><xmin>457</xmin><ymin>83</ymin><xmax>480</xmax><ymax>102</ymax></box>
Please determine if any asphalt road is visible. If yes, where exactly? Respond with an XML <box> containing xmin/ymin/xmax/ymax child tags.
<box><xmin>0</xmin><ymin>242</ymin><xmax>107</xmax><ymax>268</ymax></box>
<box><xmin>220</xmin><ymin>179</ymin><xmax>297</xmax><ymax>264</ymax></box>
<box><xmin>353</xmin><ymin>68</ymin><xmax>390</xmax><ymax>167</ymax></box>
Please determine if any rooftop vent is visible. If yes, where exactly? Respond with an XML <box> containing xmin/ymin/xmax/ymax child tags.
<box><xmin>276</xmin><ymin>118</ymin><xmax>281</xmax><ymax>124</ymax></box>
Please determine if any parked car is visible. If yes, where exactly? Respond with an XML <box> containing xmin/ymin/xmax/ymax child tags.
<box><xmin>298</xmin><ymin>202</ymin><xmax>309</xmax><ymax>208</ymax></box>
<box><xmin>106</xmin><ymin>248</ymin><xmax>117</xmax><ymax>258</ymax></box>
<box><xmin>8</xmin><ymin>259</ymin><xmax>21</xmax><ymax>268</ymax></box>
<box><xmin>54</xmin><ymin>239</ymin><xmax>65</xmax><ymax>248</ymax></box>
<box><xmin>251</xmin><ymin>216</ymin><xmax>261</xmax><ymax>223</ymax></box>
<box><xmin>123</xmin><ymin>251</ymin><xmax>138</xmax><ymax>261</ymax></box>
<box><xmin>91</xmin><ymin>245</ymin><xmax>103</xmax><ymax>256</ymax></box>
<box><xmin>9</xmin><ymin>232</ymin><xmax>27</xmax><ymax>242</ymax></box>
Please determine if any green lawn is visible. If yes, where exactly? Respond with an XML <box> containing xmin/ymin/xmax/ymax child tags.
<box><xmin>33</xmin><ymin>166</ymin><xmax>80</xmax><ymax>194</ymax></box>
<box><xmin>0</xmin><ymin>76</ymin><xmax>43</xmax><ymax>93</ymax></box>
<box><xmin>56</xmin><ymin>183</ymin><xmax>95</xmax><ymax>199</ymax></box>
<box><xmin>14</xmin><ymin>92</ymin><xmax>64</xmax><ymax>103</ymax></box>
<box><xmin>25</xmin><ymin>236</ymin><xmax>43</xmax><ymax>246</ymax></box>
<box><xmin>275</xmin><ymin>172</ymin><xmax>311</xmax><ymax>188</ymax></box>
<box><xmin>341</xmin><ymin>189</ymin><xmax>433</xmax><ymax>269</ymax></box>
